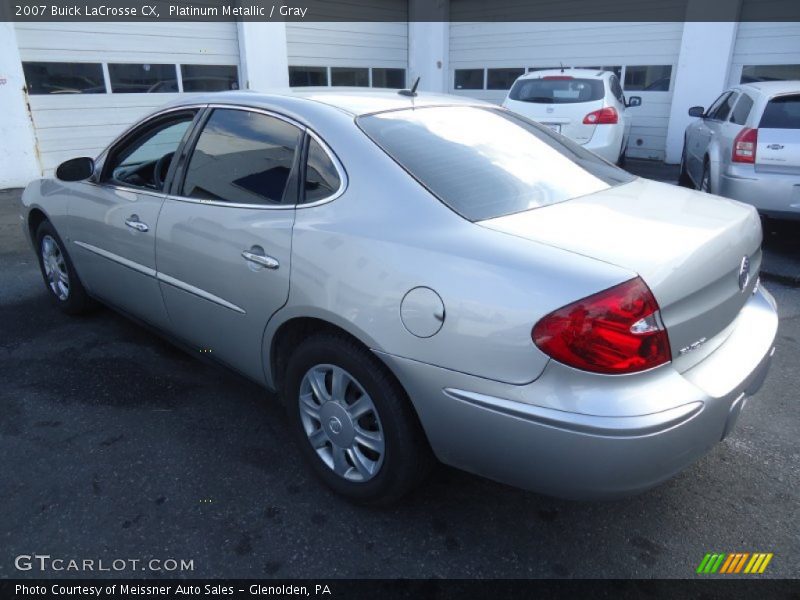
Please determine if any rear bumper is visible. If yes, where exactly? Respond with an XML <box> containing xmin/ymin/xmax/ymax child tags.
<box><xmin>377</xmin><ymin>286</ymin><xmax>778</xmax><ymax>499</ymax></box>
<box><xmin>719</xmin><ymin>166</ymin><xmax>800</xmax><ymax>219</ymax></box>
<box><xmin>584</xmin><ymin>125</ymin><xmax>625</xmax><ymax>163</ymax></box>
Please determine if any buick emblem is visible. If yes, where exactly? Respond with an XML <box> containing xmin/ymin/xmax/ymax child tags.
<box><xmin>328</xmin><ymin>417</ymin><xmax>343</xmax><ymax>435</ymax></box>
<box><xmin>738</xmin><ymin>256</ymin><xmax>751</xmax><ymax>292</ymax></box>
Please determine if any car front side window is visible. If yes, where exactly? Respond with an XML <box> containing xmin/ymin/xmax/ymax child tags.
<box><xmin>104</xmin><ymin>112</ymin><xmax>196</xmax><ymax>192</ymax></box>
<box><xmin>705</xmin><ymin>92</ymin><xmax>732</xmax><ymax>120</ymax></box>
<box><xmin>181</xmin><ymin>108</ymin><xmax>303</xmax><ymax>206</ymax></box>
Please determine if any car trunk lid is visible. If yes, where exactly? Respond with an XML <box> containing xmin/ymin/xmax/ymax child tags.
<box><xmin>756</xmin><ymin>94</ymin><xmax>800</xmax><ymax>175</ymax></box>
<box><xmin>478</xmin><ymin>178</ymin><xmax>763</xmax><ymax>372</ymax></box>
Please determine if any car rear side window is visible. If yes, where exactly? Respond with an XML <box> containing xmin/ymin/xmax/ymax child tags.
<box><xmin>303</xmin><ymin>137</ymin><xmax>341</xmax><ymax>203</ymax></box>
<box><xmin>730</xmin><ymin>94</ymin><xmax>754</xmax><ymax>125</ymax></box>
<box><xmin>357</xmin><ymin>106</ymin><xmax>634</xmax><ymax>222</ymax></box>
<box><xmin>182</xmin><ymin>108</ymin><xmax>302</xmax><ymax>205</ymax></box>
<box><xmin>508</xmin><ymin>78</ymin><xmax>604</xmax><ymax>104</ymax></box>
<box><xmin>759</xmin><ymin>95</ymin><xmax>800</xmax><ymax>129</ymax></box>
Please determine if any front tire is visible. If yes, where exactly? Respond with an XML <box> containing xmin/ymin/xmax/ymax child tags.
<box><xmin>35</xmin><ymin>220</ymin><xmax>95</xmax><ymax>315</ymax></box>
<box><xmin>678</xmin><ymin>143</ymin><xmax>693</xmax><ymax>188</ymax></box>
<box><xmin>283</xmin><ymin>333</ymin><xmax>433</xmax><ymax>505</ymax></box>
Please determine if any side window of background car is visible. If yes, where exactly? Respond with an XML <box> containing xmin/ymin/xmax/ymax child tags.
<box><xmin>730</xmin><ymin>94</ymin><xmax>754</xmax><ymax>125</ymax></box>
<box><xmin>704</xmin><ymin>92</ymin><xmax>731</xmax><ymax>119</ymax></box>
<box><xmin>712</xmin><ymin>92</ymin><xmax>738</xmax><ymax>121</ymax></box>
<box><xmin>106</xmin><ymin>114</ymin><xmax>194</xmax><ymax>192</ymax></box>
<box><xmin>182</xmin><ymin>108</ymin><xmax>302</xmax><ymax>205</ymax></box>
<box><xmin>303</xmin><ymin>137</ymin><xmax>342</xmax><ymax>203</ymax></box>
<box><xmin>609</xmin><ymin>75</ymin><xmax>624</xmax><ymax>104</ymax></box>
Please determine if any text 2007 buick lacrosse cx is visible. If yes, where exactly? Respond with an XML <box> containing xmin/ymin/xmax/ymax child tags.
<box><xmin>20</xmin><ymin>90</ymin><xmax>777</xmax><ymax>504</ymax></box>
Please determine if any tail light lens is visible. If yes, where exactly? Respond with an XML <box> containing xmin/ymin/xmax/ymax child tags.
<box><xmin>583</xmin><ymin>106</ymin><xmax>618</xmax><ymax>125</ymax></box>
<box><xmin>732</xmin><ymin>127</ymin><xmax>757</xmax><ymax>163</ymax></box>
<box><xmin>532</xmin><ymin>277</ymin><xmax>671</xmax><ymax>375</ymax></box>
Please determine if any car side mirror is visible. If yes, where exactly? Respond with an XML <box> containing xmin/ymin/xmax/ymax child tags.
<box><xmin>626</xmin><ymin>96</ymin><xmax>642</xmax><ymax>108</ymax></box>
<box><xmin>56</xmin><ymin>157</ymin><xmax>95</xmax><ymax>182</ymax></box>
<box><xmin>688</xmin><ymin>106</ymin><xmax>705</xmax><ymax>118</ymax></box>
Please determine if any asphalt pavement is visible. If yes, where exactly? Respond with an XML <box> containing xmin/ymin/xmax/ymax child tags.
<box><xmin>1</xmin><ymin>181</ymin><xmax>799</xmax><ymax>579</ymax></box>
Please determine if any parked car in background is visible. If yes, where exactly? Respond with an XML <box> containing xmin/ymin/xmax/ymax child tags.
<box><xmin>680</xmin><ymin>81</ymin><xmax>800</xmax><ymax>221</ymax></box>
<box><xmin>20</xmin><ymin>90</ymin><xmax>776</xmax><ymax>504</ymax></box>
<box><xmin>502</xmin><ymin>68</ymin><xmax>641</xmax><ymax>164</ymax></box>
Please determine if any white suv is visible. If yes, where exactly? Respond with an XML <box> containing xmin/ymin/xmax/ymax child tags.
<box><xmin>502</xmin><ymin>69</ymin><xmax>641</xmax><ymax>164</ymax></box>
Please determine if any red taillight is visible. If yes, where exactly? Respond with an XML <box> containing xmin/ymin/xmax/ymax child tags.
<box><xmin>732</xmin><ymin>127</ymin><xmax>757</xmax><ymax>163</ymax></box>
<box><xmin>583</xmin><ymin>106</ymin><xmax>618</xmax><ymax>125</ymax></box>
<box><xmin>543</xmin><ymin>75</ymin><xmax>573</xmax><ymax>80</ymax></box>
<box><xmin>532</xmin><ymin>277</ymin><xmax>671</xmax><ymax>375</ymax></box>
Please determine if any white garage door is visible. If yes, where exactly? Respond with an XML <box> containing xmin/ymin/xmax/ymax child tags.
<box><xmin>447</xmin><ymin>21</ymin><xmax>683</xmax><ymax>160</ymax></box>
<box><xmin>286</xmin><ymin>0</ymin><xmax>408</xmax><ymax>89</ymax></box>
<box><xmin>728</xmin><ymin>21</ymin><xmax>800</xmax><ymax>86</ymax></box>
<box><xmin>15</xmin><ymin>22</ymin><xmax>240</xmax><ymax>174</ymax></box>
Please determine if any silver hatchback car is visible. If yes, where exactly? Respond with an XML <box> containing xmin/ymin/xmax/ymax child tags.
<box><xmin>21</xmin><ymin>90</ymin><xmax>777</xmax><ymax>504</ymax></box>
<box><xmin>680</xmin><ymin>80</ymin><xmax>800</xmax><ymax>220</ymax></box>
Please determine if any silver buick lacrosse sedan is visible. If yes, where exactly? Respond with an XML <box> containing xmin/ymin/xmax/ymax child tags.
<box><xmin>20</xmin><ymin>90</ymin><xmax>777</xmax><ymax>504</ymax></box>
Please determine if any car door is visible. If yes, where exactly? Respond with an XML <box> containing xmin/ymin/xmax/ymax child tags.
<box><xmin>67</xmin><ymin>108</ymin><xmax>200</xmax><ymax>329</ymax></box>
<box><xmin>688</xmin><ymin>91</ymin><xmax>736</xmax><ymax>182</ymax></box>
<box><xmin>155</xmin><ymin>106</ymin><xmax>303</xmax><ymax>383</ymax></box>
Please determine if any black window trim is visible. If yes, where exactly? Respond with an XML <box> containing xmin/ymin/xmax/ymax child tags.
<box><xmin>164</xmin><ymin>103</ymin><xmax>347</xmax><ymax>210</ymax></box>
<box><xmin>92</xmin><ymin>105</ymin><xmax>204</xmax><ymax>197</ymax></box>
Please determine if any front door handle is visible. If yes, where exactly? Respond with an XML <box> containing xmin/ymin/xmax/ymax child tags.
<box><xmin>241</xmin><ymin>249</ymin><xmax>279</xmax><ymax>270</ymax></box>
<box><xmin>125</xmin><ymin>215</ymin><xmax>149</xmax><ymax>232</ymax></box>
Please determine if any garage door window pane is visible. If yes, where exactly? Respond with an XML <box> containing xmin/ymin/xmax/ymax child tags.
<box><xmin>623</xmin><ymin>65</ymin><xmax>672</xmax><ymax>91</ymax></box>
<box><xmin>304</xmin><ymin>138</ymin><xmax>341</xmax><ymax>203</ymax></box>
<box><xmin>331</xmin><ymin>67</ymin><xmax>369</xmax><ymax>87</ymax></box>
<box><xmin>182</xmin><ymin>109</ymin><xmax>302</xmax><ymax>205</ymax></box>
<box><xmin>454</xmin><ymin>69</ymin><xmax>484</xmax><ymax>90</ymax></box>
<box><xmin>741</xmin><ymin>64</ymin><xmax>800</xmax><ymax>83</ymax></box>
<box><xmin>289</xmin><ymin>66</ymin><xmax>328</xmax><ymax>87</ymax></box>
<box><xmin>181</xmin><ymin>65</ymin><xmax>239</xmax><ymax>92</ymax></box>
<box><xmin>372</xmin><ymin>68</ymin><xmax>405</xmax><ymax>88</ymax></box>
<box><xmin>109</xmin><ymin>64</ymin><xmax>177</xmax><ymax>93</ymax></box>
<box><xmin>760</xmin><ymin>95</ymin><xmax>800</xmax><ymax>130</ymax></box>
<box><xmin>22</xmin><ymin>62</ymin><xmax>105</xmax><ymax>95</ymax></box>
<box><xmin>487</xmin><ymin>68</ymin><xmax>525</xmax><ymax>90</ymax></box>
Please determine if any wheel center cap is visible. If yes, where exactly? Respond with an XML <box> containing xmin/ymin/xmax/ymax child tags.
<box><xmin>328</xmin><ymin>417</ymin><xmax>343</xmax><ymax>434</ymax></box>
<box><xmin>319</xmin><ymin>402</ymin><xmax>354</xmax><ymax>446</ymax></box>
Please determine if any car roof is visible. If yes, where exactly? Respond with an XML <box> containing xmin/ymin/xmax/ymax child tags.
<box><xmin>162</xmin><ymin>89</ymin><xmax>494</xmax><ymax>117</ymax></box>
<box><xmin>737</xmin><ymin>80</ymin><xmax>800</xmax><ymax>96</ymax></box>
<box><xmin>518</xmin><ymin>68</ymin><xmax>611</xmax><ymax>81</ymax></box>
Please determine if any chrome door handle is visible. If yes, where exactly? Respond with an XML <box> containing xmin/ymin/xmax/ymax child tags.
<box><xmin>125</xmin><ymin>216</ymin><xmax>149</xmax><ymax>232</ymax></box>
<box><xmin>241</xmin><ymin>250</ymin><xmax>279</xmax><ymax>270</ymax></box>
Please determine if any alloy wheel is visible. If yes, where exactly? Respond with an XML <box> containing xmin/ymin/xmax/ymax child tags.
<box><xmin>41</xmin><ymin>234</ymin><xmax>70</xmax><ymax>301</ymax></box>
<box><xmin>298</xmin><ymin>364</ymin><xmax>385</xmax><ymax>482</ymax></box>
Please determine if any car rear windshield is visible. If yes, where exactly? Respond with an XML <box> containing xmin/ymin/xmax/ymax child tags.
<box><xmin>356</xmin><ymin>106</ymin><xmax>634</xmax><ymax>222</ymax></box>
<box><xmin>759</xmin><ymin>95</ymin><xmax>800</xmax><ymax>129</ymax></box>
<box><xmin>509</xmin><ymin>77</ymin><xmax>605</xmax><ymax>104</ymax></box>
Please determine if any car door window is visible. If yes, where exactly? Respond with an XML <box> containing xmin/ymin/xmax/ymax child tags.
<box><xmin>704</xmin><ymin>92</ymin><xmax>731</xmax><ymax>119</ymax></box>
<box><xmin>303</xmin><ymin>136</ymin><xmax>342</xmax><ymax>203</ymax></box>
<box><xmin>712</xmin><ymin>92</ymin><xmax>738</xmax><ymax>121</ymax></box>
<box><xmin>730</xmin><ymin>94</ymin><xmax>754</xmax><ymax>125</ymax></box>
<box><xmin>105</xmin><ymin>114</ymin><xmax>195</xmax><ymax>192</ymax></box>
<box><xmin>182</xmin><ymin>108</ymin><xmax>302</xmax><ymax>205</ymax></box>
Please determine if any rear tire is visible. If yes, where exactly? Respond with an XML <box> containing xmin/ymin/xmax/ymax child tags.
<box><xmin>678</xmin><ymin>143</ymin><xmax>693</xmax><ymax>188</ymax></box>
<box><xmin>283</xmin><ymin>333</ymin><xmax>433</xmax><ymax>505</ymax></box>
<box><xmin>35</xmin><ymin>220</ymin><xmax>95</xmax><ymax>315</ymax></box>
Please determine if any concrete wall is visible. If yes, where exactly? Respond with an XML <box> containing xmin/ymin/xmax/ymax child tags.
<box><xmin>0</xmin><ymin>23</ymin><xmax>40</xmax><ymax>188</ymax></box>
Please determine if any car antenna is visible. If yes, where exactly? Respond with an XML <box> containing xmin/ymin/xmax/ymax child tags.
<box><xmin>560</xmin><ymin>62</ymin><xmax>565</xmax><ymax>73</ymax></box>
<box><xmin>398</xmin><ymin>77</ymin><xmax>420</xmax><ymax>97</ymax></box>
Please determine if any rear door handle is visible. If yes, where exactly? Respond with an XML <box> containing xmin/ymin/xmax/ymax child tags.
<box><xmin>241</xmin><ymin>249</ymin><xmax>279</xmax><ymax>270</ymax></box>
<box><xmin>125</xmin><ymin>215</ymin><xmax>149</xmax><ymax>232</ymax></box>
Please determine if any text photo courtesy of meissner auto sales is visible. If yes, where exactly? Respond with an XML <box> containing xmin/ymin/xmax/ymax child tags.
<box><xmin>1</xmin><ymin>0</ymin><xmax>799</xmax><ymax>598</ymax></box>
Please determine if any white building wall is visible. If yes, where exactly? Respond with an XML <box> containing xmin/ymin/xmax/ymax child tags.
<box><xmin>0</xmin><ymin>23</ymin><xmax>40</xmax><ymax>188</ymax></box>
<box><xmin>14</xmin><ymin>22</ymin><xmax>240</xmax><ymax>175</ymax></box>
<box><xmin>447</xmin><ymin>22</ymin><xmax>684</xmax><ymax>160</ymax></box>
<box><xmin>238</xmin><ymin>22</ymin><xmax>290</xmax><ymax>90</ymax></box>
